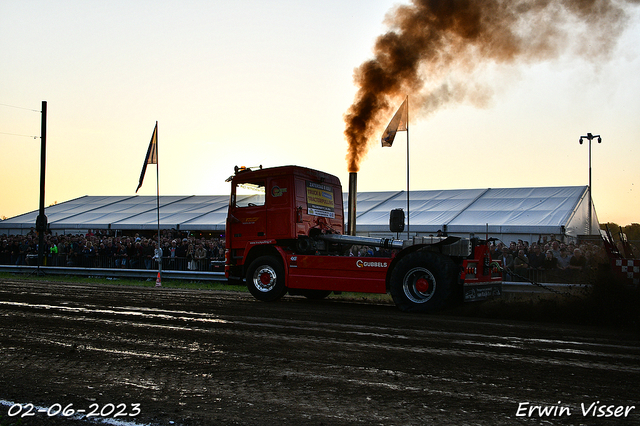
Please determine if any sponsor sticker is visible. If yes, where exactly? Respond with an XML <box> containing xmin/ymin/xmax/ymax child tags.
<box><xmin>272</xmin><ymin>186</ymin><xmax>287</xmax><ymax>197</ymax></box>
<box><xmin>306</xmin><ymin>181</ymin><xmax>335</xmax><ymax>219</ymax></box>
<box><xmin>356</xmin><ymin>260</ymin><xmax>388</xmax><ymax>268</ymax></box>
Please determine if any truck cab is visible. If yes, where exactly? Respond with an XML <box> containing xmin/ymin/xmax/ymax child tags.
<box><xmin>226</xmin><ymin>165</ymin><xmax>344</xmax><ymax>281</ymax></box>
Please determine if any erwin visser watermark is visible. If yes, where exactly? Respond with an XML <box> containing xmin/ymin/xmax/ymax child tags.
<box><xmin>516</xmin><ymin>401</ymin><xmax>635</xmax><ymax>418</ymax></box>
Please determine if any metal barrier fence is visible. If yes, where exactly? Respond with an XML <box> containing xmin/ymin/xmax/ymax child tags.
<box><xmin>502</xmin><ymin>267</ymin><xmax>587</xmax><ymax>285</ymax></box>
<box><xmin>18</xmin><ymin>254</ymin><xmax>223</xmax><ymax>273</ymax></box>
<box><xmin>0</xmin><ymin>264</ymin><xmax>225</xmax><ymax>282</ymax></box>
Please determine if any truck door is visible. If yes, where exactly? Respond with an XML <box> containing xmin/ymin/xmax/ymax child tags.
<box><xmin>228</xmin><ymin>180</ymin><xmax>267</xmax><ymax>255</ymax></box>
<box><xmin>267</xmin><ymin>176</ymin><xmax>294</xmax><ymax>239</ymax></box>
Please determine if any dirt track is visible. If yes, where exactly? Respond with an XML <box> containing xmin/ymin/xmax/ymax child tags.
<box><xmin>0</xmin><ymin>278</ymin><xmax>639</xmax><ymax>426</ymax></box>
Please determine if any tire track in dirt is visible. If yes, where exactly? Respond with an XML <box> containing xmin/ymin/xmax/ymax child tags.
<box><xmin>1</xmin><ymin>280</ymin><xmax>639</xmax><ymax>425</ymax></box>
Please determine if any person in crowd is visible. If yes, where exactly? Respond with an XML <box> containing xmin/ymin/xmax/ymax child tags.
<box><xmin>538</xmin><ymin>235</ymin><xmax>549</xmax><ymax>246</ymax></box>
<box><xmin>166</xmin><ymin>240</ymin><xmax>178</xmax><ymax>270</ymax></box>
<box><xmin>206</xmin><ymin>241</ymin><xmax>222</xmax><ymax>261</ymax></box>
<box><xmin>126</xmin><ymin>240</ymin><xmax>138</xmax><ymax>269</ymax></box>
<box><xmin>82</xmin><ymin>241</ymin><xmax>96</xmax><ymax>267</ymax></box>
<box><xmin>1</xmin><ymin>240</ymin><xmax>11</xmax><ymax>264</ymax></box>
<box><xmin>513</xmin><ymin>249</ymin><xmax>529</xmax><ymax>280</ymax></box>
<box><xmin>142</xmin><ymin>239</ymin><xmax>155</xmax><ymax>270</ymax></box>
<box><xmin>73</xmin><ymin>237</ymin><xmax>85</xmax><ymax>266</ymax></box>
<box><xmin>489</xmin><ymin>243</ymin><xmax>500</xmax><ymax>260</ymax></box>
<box><xmin>52</xmin><ymin>237</ymin><xmax>60</xmax><ymax>266</ymax></box>
<box><xmin>556</xmin><ymin>248</ymin><xmax>571</xmax><ymax>269</ymax></box>
<box><xmin>500</xmin><ymin>247</ymin><xmax>514</xmax><ymax>281</ymax></box>
<box><xmin>17</xmin><ymin>238</ymin><xmax>30</xmax><ymax>265</ymax></box>
<box><xmin>584</xmin><ymin>243</ymin><xmax>606</xmax><ymax>272</ymax></box>
<box><xmin>568</xmin><ymin>248</ymin><xmax>587</xmax><ymax>272</ymax></box>
<box><xmin>116</xmin><ymin>242</ymin><xmax>128</xmax><ymax>268</ymax></box>
<box><xmin>542</xmin><ymin>250</ymin><xmax>558</xmax><ymax>269</ymax></box>
<box><xmin>194</xmin><ymin>243</ymin><xmax>207</xmax><ymax>271</ymax></box>
<box><xmin>57</xmin><ymin>239</ymin><xmax>68</xmax><ymax>266</ymax></box>
<box><xmin>541</xmin><ymin>250</ymin><xmax>559</xmax><ymax>281</ymax></box>
<box><xmin>527</xmin><ymin>244</ymin><xmax>545</xmax><ymax>270</ymax></box>
<box><xmin>555</xmin><ymin>247</ymin><xmax>572</xmax><ymax>280</ymax></box>
<box><xmin>177</xmin><ymin>239</ymin><xmax>188</xmax><ymax>259</ymax></box>
<box><xmin>97</xmin><ymin>242</ymin><xmax>109</xmax><ymax>267</ymax></box>
<box><xmin>107</xmin><ymin>238</ymin><xmax>118</xmax><ymax>268</ymax></box>
<box><xmin>186</xmin><ymin>243</ymin><xmax>195</xmax><ymax>270</ymax></box>
<box><xmin>151</xmin><ymin>241</ymin><xmax>161</xmax><ymax>266</ymax></box>
<box><xmin>9</xmin><ymin>240</ymin><xmax>19</xmax><ymax>265</ymax></box>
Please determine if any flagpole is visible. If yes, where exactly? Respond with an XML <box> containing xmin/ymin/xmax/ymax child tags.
<box><xmin>155</xmin><ymin>121</ymin><xmax>162</xmax><ymax>287</ymax></box>
<box><xmin>380</xmin><ymin>98</ymin><xmax>409</xmax><ymax>238</ymax></box>
<box><xmin>405</xmin><ymin>95</ymin><xmax>410</xmax><ymax>241</ymax></box>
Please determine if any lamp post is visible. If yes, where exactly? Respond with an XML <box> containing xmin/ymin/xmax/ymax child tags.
<box><xmin>579</xmin><ymin>132</ymin><xmax>601</xmax><ymax>235</ymax></box>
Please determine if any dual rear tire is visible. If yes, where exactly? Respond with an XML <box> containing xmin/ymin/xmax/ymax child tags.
<box><xmin>389</xmin><ymin>250</ymin><xmax>457</xmax><ymax>313</ymax></box>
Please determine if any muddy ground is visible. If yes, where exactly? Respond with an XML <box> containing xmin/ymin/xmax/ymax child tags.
<box><xmin>0</xmin><ymin>278</ymin><xmax>639</xmax><ymax>426</ymax></box>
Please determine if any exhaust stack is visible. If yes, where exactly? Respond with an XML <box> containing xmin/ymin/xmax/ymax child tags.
<box><xmin>347</xmin><ymin>172</ymin><xmax>357</xmax><ymax>236</ymax></box>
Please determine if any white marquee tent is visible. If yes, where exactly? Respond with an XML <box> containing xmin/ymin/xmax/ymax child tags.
<box><xmin>0</xmin><ymin>185</ymin><xmax>600</xmax><ymax>243</ymax></box>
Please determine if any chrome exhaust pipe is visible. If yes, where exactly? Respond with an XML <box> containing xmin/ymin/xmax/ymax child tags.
<box><xmin>347</xmin><ymin>172</ymin><xmax>357</xmax><ymax>236</ymax></box>
<box><xmin>319</xmin><ymin>232</ymin><xmax>405</xmax><ymax>250</ymax></box>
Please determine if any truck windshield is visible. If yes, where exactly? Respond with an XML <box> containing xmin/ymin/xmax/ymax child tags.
<box><xmin>235</xmin><ymin>182</ymin><xmax>266</xmax><ymax>207</ymax></box>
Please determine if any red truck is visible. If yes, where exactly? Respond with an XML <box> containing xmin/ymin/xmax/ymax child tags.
<box><xmin>225</xmin><ymin>165</ymin><xmax>501</xmax><ymax>312</ymax></box>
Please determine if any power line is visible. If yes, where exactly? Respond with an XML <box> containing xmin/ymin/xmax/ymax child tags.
<box><xmin>0</xmin><ymin>131</ymin><xmax>39</xmax><ymax>139</ymax></box>
<box><xmin>0</xmin><ymin>103</ymin><xmax>42</xmax><ymax>139</ymax></box>
<box><xmin>0</xmin><ymin>102</ymin><xmax>41</xmax><ymax>113</ymax></box>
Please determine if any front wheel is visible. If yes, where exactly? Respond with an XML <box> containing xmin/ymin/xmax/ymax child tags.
<box><xmin>389</xmin><ymin>251</ymin><xmax>456</xmax><ymax>313</ymax></box>
<box><xmin>246</xmin><ymin>256</ymin><xmax>287</xmax><ymax>302</ymax></box>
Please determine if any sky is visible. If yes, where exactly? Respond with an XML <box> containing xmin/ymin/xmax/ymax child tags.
<box><xmin>1</xmin><ymin>0</ymin><xmax>640</xmax><ymax>226</ymax></box>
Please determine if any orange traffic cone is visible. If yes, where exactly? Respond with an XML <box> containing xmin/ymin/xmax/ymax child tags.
<box><xmin>155</xmin><ymin>272</ymin><xmax>162</xmax><ymax>287</ymax></box>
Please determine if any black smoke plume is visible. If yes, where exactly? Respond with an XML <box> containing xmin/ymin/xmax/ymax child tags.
<box><xmin>345</xmin><ymin>0</ymin><xmax>637</xmax><ymax>172</ymax></box>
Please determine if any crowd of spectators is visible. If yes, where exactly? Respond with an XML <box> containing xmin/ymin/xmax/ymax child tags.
<box><xmin>346</xmin><ymin>234</ymin><xmax>614</xmax><ymax>284</ymax></box>
<box><xmin>489</xmin><ymin>235</ymin><xmax>610</xmax><ymax>283</ymax></box>
<box><xmin>0</xmin><ymin>229</ymin><xmax>225</xmax><ymax>272</ymax></box>
<box><xmin>0</xmin><ymin>230</ymin><xmax>622</xmax><ymax>283</ymax></box>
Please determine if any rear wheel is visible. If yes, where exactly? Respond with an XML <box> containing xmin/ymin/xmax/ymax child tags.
<box><xmin>389</xmin><ymin>251</ymin><xmax>456</xmax><ymax>313</ymax></box>
<box><xmin>246</xmin><ymin>256</ymin><xmax>287</xmax><ymax>302</ymax></box>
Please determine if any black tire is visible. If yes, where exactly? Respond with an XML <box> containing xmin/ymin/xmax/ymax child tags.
<box><xmin>389</xmin><ymin>250</ymin><xmax>456</xmax><ymax>313</ymax></box>
<box><xmin>245</xmin><ymin>255</ymin><xmax>287</xmax><ymax>302</ymax></box>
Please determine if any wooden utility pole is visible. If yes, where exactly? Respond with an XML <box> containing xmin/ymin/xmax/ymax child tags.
<box><xmin>36</xmin><ymin>101</ymin><xmax>47</xmax><ymax>272</ymax></box>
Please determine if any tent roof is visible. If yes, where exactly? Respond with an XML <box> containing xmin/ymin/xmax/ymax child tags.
<box><xmin>1</xmin><ymin>195</ymin><xmax>231</xmax><ymax>232</ymax></box>
<box><xmin>351</xmin><ymin>186</ymin><xmax>592</xmax><ymax>235</ymax></box>
<box><xmin>0</xmin><ymin>186</ymin><xmax>594</xmax><ymax>237</ymax></box>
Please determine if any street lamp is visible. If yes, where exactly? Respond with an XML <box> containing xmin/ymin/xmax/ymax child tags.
<box><xmin>579</xmin><ymin>133</ymin><xmax>601</xmax><ymax>235</ymax></box>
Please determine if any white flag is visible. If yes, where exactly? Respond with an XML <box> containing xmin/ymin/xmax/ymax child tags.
<box><xmin>381</xmin><ymin>99</ymin><xmax>408</xmax><ymax>147</ymax></box>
